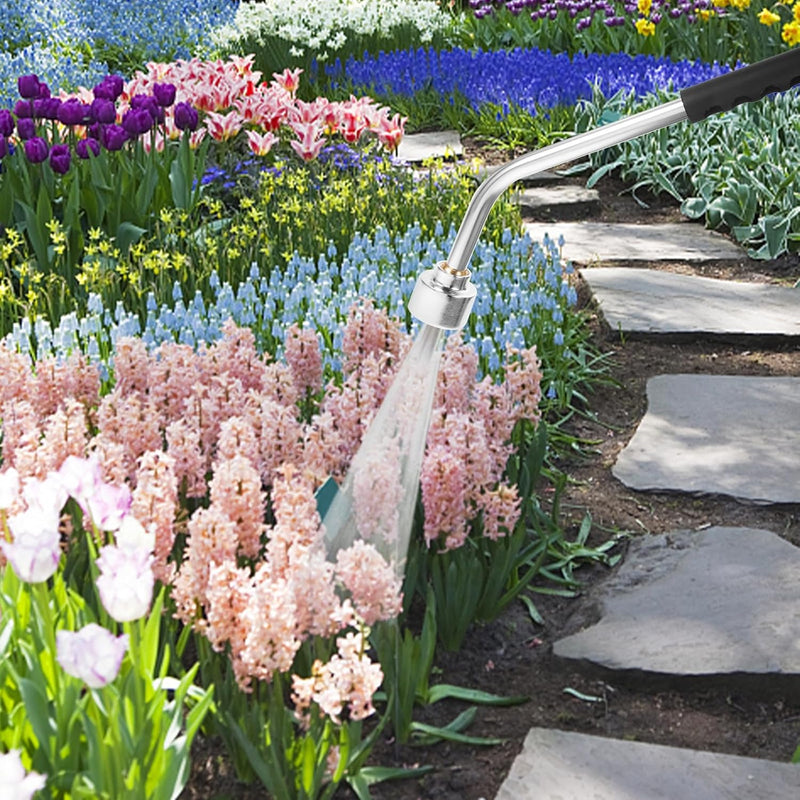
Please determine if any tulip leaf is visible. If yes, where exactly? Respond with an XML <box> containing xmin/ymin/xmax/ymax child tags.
<box><xmin>115</xmin><ymin>221</ymin><xmax>147</xmax><ymax>256</ymax></box>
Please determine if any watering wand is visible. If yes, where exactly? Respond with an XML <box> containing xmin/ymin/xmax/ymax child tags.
<box><xmin>408</xmin><ymin>49</ymin><xmax>800</xmax><ymax>330</ymax></box>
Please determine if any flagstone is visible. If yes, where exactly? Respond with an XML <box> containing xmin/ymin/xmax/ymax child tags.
<box><xmin>495</xmin><ymin>727</ymin><xmax>800</xmax><ymax>800</ymax></box>
<box><xmin>396</xmin><ymin>130</ymin><xmax>463</xmax><ymax>162</ymax></box>
<box><xmin>612</xmin><ymin>374</ymin><xmax>800</xmax><ymax>503</ymax></box>
<box><xmin>518</xmin><ymin>185</ymin><xmax>600</xmax><ymax>217</ymax></box>
<box><xmin>523</xmin><ymin>221</ymin><xmax>742</xmax><ymax>262</ymax></box>
<box><xmin>580</xmin><ymin>267</ymin><xmax>800</xmax><ymax>336</ymax></box>
<box><xmin>552</xmin><ymin>526</ymin><xmax>800</xmax><ymax>676</ymax></box>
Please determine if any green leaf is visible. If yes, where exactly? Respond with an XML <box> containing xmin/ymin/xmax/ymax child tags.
<box><xmin>411</xmin><ymin>720</ymin><xmax>504</xmax><ymax>746</ymax></box>
<box><xmin>563</xmin><ymin>687</ymin><xmax>602</xmax><ymax>703</ymax></box>
<box><xmin>519</xmin><ymin>592</ymin><xmax>544</xmax><ymax>625</ymax></box>
<box><xmin>427</xmin><ymin>684</ymin><xmax>528</xmax><ymax>707</ymax></box>
<box><xmin>356</xmin><ymin>765</ymin><xmax>434</xmax><ymax>786</ymax></box>
<box><xmin>115</xmin><ymin>221</ymin><xmax>147</xmax><ymax>255</ymax></box>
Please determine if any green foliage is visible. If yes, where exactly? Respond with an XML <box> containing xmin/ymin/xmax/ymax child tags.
<box><xmin>0</xmin><ymin>558</ymin><xmax>212</xmax><ymax>798</ymax></box>
<box><xmin>572</xmin><ymin>86</ymin><xmax>800</xmax><ymax>259</ymax></box>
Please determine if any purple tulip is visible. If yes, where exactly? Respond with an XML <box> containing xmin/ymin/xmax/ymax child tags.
<box><xmin>76</xmin><ymin>136</ymin><xmax>100</xmax><ymax>159</ymax></box>
<box><xmin>16</xmin><ymin>117</ymin><xmax>35</xmax><ymax>140</ymax></box>
<box><xmin>38</xmin><ymin>81</ymin><xmax>51</xmax><ymax>99</ymax></box>
<box><xmin>17</xmin><ymin>73</ymin><xmax>41</xmax><ymax>99</ymax></box>
<box><xmin>101</xmin><ymin>123</ymin><xmax>128</xmax><ymax>151</ymax></box>
<box><xmin>49</xmin><ymin>143</ymin><xmax>71</xmax><ymax>175</ymax></box>
<box><xmin>0</xmin><ymin>109</ymin><xmax>14</xmax><ymax>137</ymax></box>
<box><xmin>122</xmin><ymin>108</ymin><xmax>153</xmax><ymax>137</ymax></box>
<box><xmin>90</xmin><ymin>97</ymin><xmax>116</xmax><ymax>125</ymax></box>
<box><xmin>152</xmin><ymin>82</ymin><xmax>176</xmax><ymax>107</ymax></box>
<box><xmin>174</xmin><ymin>101</ymin><xmax>198</xmax><ymax>131</ymax></box>
<box><xmin>92</xmin><ymin>81</ymin><xmax>116</xmax><ymax>101</ymax></box>
<box><xmin>23</xmin><ymin>136</ymin><xmax>48</xmax><ymax>163</ymax></box>
<box><xmin>104</xmin><ymin>74</ymin><xmax>125</xmax><ymax>100</ymax></box>
<box><xmin>34</xmin><ymin>97</ymin><xmax>62</xmax><ymax>118</ymax></box>
<box><xmin>58</xmin><ymin>99</ymin><xmax>90</xmax><ymax>126</ymax></box>
<box><xmin>14</xmin><ymin>99</ymin><xmax>33</xmax><ymax>118</ymax></box>
<box><xmin>131</xmin><ymin>94</ymin><xmax>162</xmax><ymax>123</ymax></box>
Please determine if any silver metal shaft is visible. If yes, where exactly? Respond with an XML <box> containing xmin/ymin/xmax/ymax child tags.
<box><xmin>447</xmin><ymin>98</ymin><xmax>688</xmax><ymax>272</ymax></box>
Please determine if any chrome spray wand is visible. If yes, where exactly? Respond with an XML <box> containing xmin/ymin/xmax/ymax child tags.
<box><xmin>408</xmin><ymin>49</ymin><xmax>800</xmax><ymax>330</ymax></box>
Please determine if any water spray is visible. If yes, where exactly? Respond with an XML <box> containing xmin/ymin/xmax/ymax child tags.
<box><xmin>409</xmin><ymin>49</ymin><xmax>800</xmax><ymax>331</ymax></box>
<box><xmin>324</xmin><ymin>48</ymin><xmax>800</xmax><ymax>571</ymax></box>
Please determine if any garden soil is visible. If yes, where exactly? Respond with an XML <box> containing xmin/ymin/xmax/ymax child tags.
<box><xmin>184</xmin><ymin>167</ymin><xmax>800</xmax><ymax>799</ymax></box>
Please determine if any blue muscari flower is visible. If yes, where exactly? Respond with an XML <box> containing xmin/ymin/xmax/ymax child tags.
<box><xmin>547</xmin><ymin>383</ymin><xmax>557</xmax><ymax>399</ymax></box>
<box><xmin>553</xmin><ymin>329</ymin><xmax>565</xmax><ymax>346</ymax></box>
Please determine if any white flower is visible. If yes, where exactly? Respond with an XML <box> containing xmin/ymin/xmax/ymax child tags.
<box><xmin>2</xmin><ymin>507</ymin><xmax>62</xmax><ymax>583</ymax></box>
<box><xmin>56</xmin><ymin>624</ymin><xmax>128</xmax><ymax>689</ymax></box>
<box><xmin>0</xmin><ymin>467</ymin><xmax>20</xmax><ymax>510</ymax></box>
<box><xmin>0</xmin><ymin>749</ymin><xmax>46</xmax><ymax>800</ymax></box>
<box><xmin>95</xmin><ymin>544</ymin><xmax>155</xmax><ymax>623</ymax></box>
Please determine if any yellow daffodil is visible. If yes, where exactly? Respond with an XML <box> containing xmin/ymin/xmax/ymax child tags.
<box><xmin>783</xmin><ymin>18</ymin><xmax>800</xmax><ymax>42</ymax></box>
<box><xmin>635</xmin><ymin>17</ymin><xmax>657</xmax><ymax>34</ymax></box>
<box><xmin>759</xmin><ymin>7</ymin><xmax>781</xmax><ymax>23</ymax></box>
<box><xmin>637</xmin><ymin>0</ymin><xmax>652</xmax><ymax>14</ymax></box>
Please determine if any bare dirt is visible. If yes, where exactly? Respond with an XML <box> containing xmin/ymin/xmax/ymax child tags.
<box><xmin>185</xmin><ymin>170</ymin><xmax>800</xmax><ymax>799</ymax></box>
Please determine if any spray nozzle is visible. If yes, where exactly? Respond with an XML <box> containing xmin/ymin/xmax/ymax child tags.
<box><xmin>407</xmin><ymin>260</ymin><xmax>477</xmax><ymax>330</ymax></box>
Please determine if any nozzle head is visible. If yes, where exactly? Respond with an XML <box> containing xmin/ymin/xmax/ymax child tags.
<box><xmin>407</xmin><ymin>261</ymin><xmax>477</xmax><ymax>330</ymax></box>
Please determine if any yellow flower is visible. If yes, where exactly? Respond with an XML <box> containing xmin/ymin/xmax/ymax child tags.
<box><xmin>635</xmin><ymin>17</ymin><xmax>657</xmax><ymax>34</ymax></box>
<box><xmin>759</xmin><ymin>6</ymin><xmax>781</xmax><ymax>22</ymax></box>
<box><xmin>783</xmin><ymin>18</ymin><xmax>800</xmax><ymax>41</ymax></box>
<box><xmin>697</xmin><ymin>8</ymin><xmax>716</xmax><ymax>19</ymax></box>
<box><xmin>729</xmin><ymin>0</ymin><xmax>750</xmax><ymax>8</ymax></box>
<box><xmin>637</xmin><ymin>0</ymin><xmax>652</xmax><ymax>14</ymax></box>
<box><xmin>713</xmin><ymin>0</ymin><xmax>730</xmax><ymax>7</ymax></box>
<box><xmin>794</xmin><ymin>0</ymin><xmax>800</xmax><ymax>20</ymax></box>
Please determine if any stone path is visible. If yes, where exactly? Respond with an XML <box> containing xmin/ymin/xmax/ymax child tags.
<box><xmin>495</xmin><ymin>174</ymin><xmax>800</xmax><ymax>797</ymax></box>
<box><xmin>401</xmin><ymin>134</ymin><xmax>800</xmax><ymax>798</ymax></box>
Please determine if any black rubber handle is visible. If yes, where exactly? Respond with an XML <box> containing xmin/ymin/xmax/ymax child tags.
<box><xmin>680</xmin><ymin>49</ymin><xmax>800</xmax><ymax>123</ymax></box>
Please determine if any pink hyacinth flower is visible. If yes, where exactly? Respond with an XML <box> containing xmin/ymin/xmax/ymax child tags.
<box><xmin>0</xmin><ymin>749</ymin><xmax>46</xmax><ymax>800</ymax></box>
<box><xmin>3</xmin><ymin>506</ymin><xmax>62</xmax><ymax>583</ymax></box>
<box><xmin>95</xmin><ymin>543</ymin><xmax>155</xmax><ymax>622</ymax></box>
<box><xmin>56</xmin><ymin>624</ymin><xmax>128</xmax><ymax>689</ymax></box>
<box><xmin>246</xmin><ymin>129</ymin><xmax>278</xmax><ymax>157</ymax></box>
<box><xmin>289</xmin><ymin>122</ymin><xmax>326</xmax><ymax>162</ymax></box>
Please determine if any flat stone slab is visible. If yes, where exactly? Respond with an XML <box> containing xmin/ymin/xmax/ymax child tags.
<box><xmin>613</xmin><ymin>374</ymin><xmax>800</xmax><ymax>503</ymax></box>
<box><xmin>396</xmin><ymin>130</ymin><xmax>462</xmax><ymax>162</ymax></box>
<box><xmin>496</xmin><ymin>727</ymin><xmax>800</xmax><ymax>800</ymax></box>
<box><xmin>519</xmin><ymin>185</ymin><xmax>600</xmax><ymax>217</ymax></box>
<box><xmin>553</xmin><ymin>526</ymin><xmax>800</xmax><ymax>677</ymax></box>
<box><xmin>523</xmin><ymin>221</ymin><xmax>742</xmax><ymax>263</ymax></box>
<box><xmin>581</xmin><ymin>267</ymin><xmax>800</xmax><ymax>337</ymax></box>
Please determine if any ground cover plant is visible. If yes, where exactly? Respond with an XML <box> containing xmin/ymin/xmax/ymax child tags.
<box><xmin>571</xmin><ymin>85</ymin><xmax>800</xmax><ymax>257</ymax></box>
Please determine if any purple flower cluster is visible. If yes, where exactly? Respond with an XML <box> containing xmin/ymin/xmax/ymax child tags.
<box><xmin>0</xmin><ymin>72</ymin><xmax>198</xmax><ymax>175</ymax></box>
<box><xmin>468</xmin><ymin>0</ymin><xmax>712</xmax><ymax>28</ymax></box>
<box><xmin>329</xmin><ymin>47</ymin><xmax>731</xmax><ymax>115</ymax></box>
